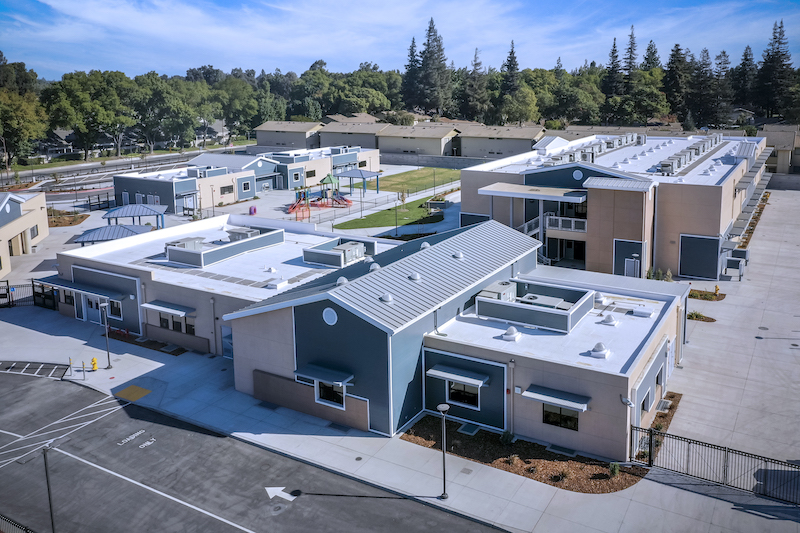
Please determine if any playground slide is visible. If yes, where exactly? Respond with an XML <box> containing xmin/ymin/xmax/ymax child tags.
<box><xmin>332</xmin><ymin>192</ymin><xmax>353</xmax><ymax>207</ymax></box>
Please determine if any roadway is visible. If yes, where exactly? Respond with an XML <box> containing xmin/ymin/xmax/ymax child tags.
<box><xmin>0</xmin><ymin>373</ymin><xmax>497</xmax><ymax>533</ymax></box>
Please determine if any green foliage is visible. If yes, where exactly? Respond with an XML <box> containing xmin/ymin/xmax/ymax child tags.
<box><xmin>0</xmin><ymin>89</ymin><xmax>47</xmax><ymax>169</ymax></box>
<box><xmin>664</xmin><ymin>269</ymin><xmax>673</xmax><ymax>282</ymax></box>
<box><xmin>609</xmin><ymin>462</ymin><xmax>620</xmax><ymax>478</ymax></box>
<box><xmin>544</xmin><ymin>119</ymin><xmax>563</xmax><ymax>130</ymax></box>
<box><xmin>688</xmin><ymin>311</ymin><xmax>705</xmax><ymax>320</ymax></box>
<box><xmin>646</xmin><ymin>267</ymin><xmax>653</xmax><ymax>279</ymax></box>
<box><xmin>500</xmin><ymin>431</ymin><xmax>514</xmax><ymax>446</ymax></box>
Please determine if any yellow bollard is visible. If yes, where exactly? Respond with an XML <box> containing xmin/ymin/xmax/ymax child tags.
<box><xmin>714</xmin><ymin>285</ymin><xmax>720</xmax><ymax>296</ymax></box>
<box><xmin>91</xmin><ymin>358</ymin><xmax>98</xmax><ymax>371</ymax></box>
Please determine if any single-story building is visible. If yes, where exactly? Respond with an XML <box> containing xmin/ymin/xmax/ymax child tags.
<box><xmin>254</xmin><ymin>121</ymin><xmax>324</xmax><ymax>150</ymax></box>
<box><xmin>319</xmin><ymin>123</ymin><xmax>390</xmax><ymax>150</ymax></box>
<box><xmin>375</xmin><ymin>125</ymin><xmax>460</xmax><ymax>156</ymax></box>
<box><xmin>458</xmin><ymin>125</ymin><xmax>545</xmax><ymax>159</ymax></box>
<box><xmin>0</xmin><ymin>192</ymin><xmax>49</xmax><ymax>279</ymax></box>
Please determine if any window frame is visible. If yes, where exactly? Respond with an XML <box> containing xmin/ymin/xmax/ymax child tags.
<box><xmin>185</xmin><ymin>316</ymin><xmax>195</xmax><ymax>336</ymax></box>
<box><xmin>542</xmin><ymin>404</ymin><xmax>579</xmax><ymax>431</ymax></box>
<box><xmin>63</xmin><ymin>290</ymin><xmax>74</xmax><ymax>306</ymax></box>
<box><xmin>242</xmin><ymin>181</ymin><xmax>251</xmax><ymax>192</ymax></box>
<box><xmin>30</xmin><ymin>225</ymin><xmax>39</xmax><ymax>238</ymax></box>
<box><xmin>315</xmin><ymin>380</ymin><xmax>346</xmax><ymax>410</ymax></box>
<box><xmin>159</xmin><ymin>312</ymin><xmax>171</xmax><ymax>329</ymax></box>
<box><xmin>446</xmin><ymin>380</ymin><xmax>481</xmax><ymax>411</ymax></box>
<box><xmin>358</xmin><ymin>160</ymin><xmax>367</xmax><ymax>168</ymax></box>
<box><xmin>220</xmin><ymin>185</ymin><xmax>234</xmax><ymax>195</ymax></box>
<box><xmin>108</xmin><ymin>299</ymin><xmax>122</xmax><ymax>319</ymax></box>
<box><xmin>306</xmin><ymin>169</ymin><xmax>316</xmax><ymax>178</ymax></box>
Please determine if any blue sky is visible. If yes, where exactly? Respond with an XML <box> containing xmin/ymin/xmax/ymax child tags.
<box><xmin>1</xmin><ymin>0</ymin><xmax>798</xmax><ymax>80</ymax></box>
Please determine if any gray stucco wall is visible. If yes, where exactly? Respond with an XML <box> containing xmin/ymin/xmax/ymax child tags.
<box><xmin>379</xmin><ymin>153</ymin><xmax>488</xmax><ymax>169</ymax></box>
<box><xmin>71</xmin><ymin>266</ymin><xmax>140</xmax><ymax>333</ymax></box>
<box><xmin>237</xmin><ymin>175</ymin><xmax>255</xmax><ymax>200</ymax></box>
<box><xmin>523</xmin><ymin>164</ymin><xmax>618</xmax><ymax>189</ymax></box>
<box><xmin>476</xmin><ymin>299</ymin><xmax>569</xmax><ymax>332</ymax></box>
<box><xmin>114</xmin><ymin>176</ymin><xmax>177</xmax><ymax>213</ymax></box>
<box><xmin>0</xmin><ymin>198</ymin><xmax>22</xmax><ymax>227</ymax></box>
<box><xmin>294</xmin><ymin>300</ymin><xmax>392</xmax><ymax>435</ymax></box>
<box><xmin>423</xmin><ymin>350</ymin><xmax>506</xmax><ymax>430</ymax></box>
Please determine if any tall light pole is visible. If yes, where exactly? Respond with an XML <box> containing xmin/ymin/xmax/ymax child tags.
<box><xmin>99</xmin><ymin>302</ymin><xmax>112</xmax><ymax>369</ymax></box>
<box><xmin>43</xmin><ymin>446</ymin><xmax>57</xmax><ymax>533</ymax></box>
<box><xmin>437</xmin><ymin>403</ymin><xmax>450</xmax><ymax>500</ymax></box>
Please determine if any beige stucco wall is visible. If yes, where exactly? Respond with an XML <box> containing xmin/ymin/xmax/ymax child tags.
<box><xmin>460</xmin><ymin>169</ymin><xmax>526</xmax><ymax>221</ymax></box>
<box><xmin>585</xmin><ymin>189</ymin><xmax>649</xmax><ymax>275</ymax></box>
<box><xmin>230</xmin><ymin>308</ymin><xmax>295</xmax><ymax>396</ymax></box>
<box><xmin>376</xmin><ymin>136</ymin><xmax>452</xmax><ymax>156</ymax></box>
<box><xmin>460</xmin><ymin>138</ymin><xmax>535</xmax><ymax>159</ymax></box>
<box><xmin>320</xmin><ymin>132</ymin><xmax>378</xmax><ymax>150</ymax></box>
<box><xmin>302</xmin><ymin>158</ymin><xmax>332</xmax><ymax>188</ymax></box>
<box><xmin>0</xmin><ymin>193</ymin><xmax>49</xmax><ymax>279</ymax></box>
<box><xmin>196</xmin><ymin>170</ymin><xmax>254</xmax><ymax>209</ymax></box>
<box><xmin>256</xmin><ymin>130</ymin><xmax>318</xmax><ymax>149</ymax></box>
<box><xmin>357</xmin><ymin>149</ymin><xmax>380</xmax><ymax>172</ymax></box>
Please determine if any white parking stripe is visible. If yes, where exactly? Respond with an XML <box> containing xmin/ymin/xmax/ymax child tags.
<box><xmin>54</xmin><ymin>448</ymin><xmax>258</xmax><ymax>533</ymax></box>
<box><xmin>0</xmin><ymin>429</ymin><xmax>23</xmax><ymax>438</ymax></box>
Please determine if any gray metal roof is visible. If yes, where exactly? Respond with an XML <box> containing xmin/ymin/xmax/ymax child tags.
<box><xmin>336</xmin><ymin>169</ymin><xmax>380</xmax><ymax>179</ymax></box>
<box><xmin>583</xmin><ymin>177</ymin><xmax>655</xmax><ymax>191</ymax></box>
<box><xmin>75</xmin><ymin>225</ymin><xmax>152</xmax><ymax>244</ymax></box>
<box><xmin>224</xmin><ymin>221</ymin><xmax>540</xmax><ymax>332</ymax></box>
<box><xmin>103</xmin><ymin>204</ymin><xmax>169</xmax><ymax>219</ymax></box>
<box><xmin>187</xmin><ymin>153</ymin><xmax>272</xmax><ymax>170</ymax></box>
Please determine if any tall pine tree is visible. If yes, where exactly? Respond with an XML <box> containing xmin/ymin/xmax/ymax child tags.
<box><xmin>689</xmin><ymin>48</ymin><xmax>715</xmax><ymax>127</ymax></box>
<box><xmin>500</xmin><ymin>41</ymin><xmax>520</xmax><ymax>97</ymax></box>
<box><xmin>401</xmin><ymin>38</ymin><xmax>421</xmax><ymax>111</ymax></box>
<box><xmin>757</xmin><ymin>20</ymin><xmax>793</xmax><ymax>117</ymax></box>
<box><xmin>641</xmin><ymin>41</ymin><xmax>661</xmax><ymax>70</ymax></box>
<box><xmin>731</xmin><ymin>45</ymin><xmax>757</xmax><ymax>109</ymax></box>
<box><xmin>465</xmin><ymin>48</ymin><xmax>490</xmax><ymax>123</ymax></box>
<box><xmin>602</xmin><ymin>38</ymin><xmax>625</xmax><ymax>97</ymax></box>
<box><xmin>623</xmin><ymin>25</ymin><xmax>639</xmax><ymax>93</ymax></box>
<box><xmin>418</xmin><ymin>19</ymin><xmax>451</xmax><ymax>115</ymax></box>
<box><xmin>713</xmin><ymin>51</ymin><xmax>733</xmax><ymax>125</ymax></box>
<box><xmin>664</xmin><ymin>44</ymin><xmax>690</xmax><ymax>121</ymax></box>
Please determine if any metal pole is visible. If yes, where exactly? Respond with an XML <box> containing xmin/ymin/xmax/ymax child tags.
<box><xmin>437</xmin><ymin>403</ymin><xmax>450</xmax><ymax>500</ymax></box>
<box><xmin>395</xmin><ymin>202</ymin><xmax>398</xmax><ymax>236</ymax></box>
<box><xmin>43</xmin><ymin>446</ymin><xmax>56</xmax><ymax>533</ymax></box>
<box><xmin>103</xmin><ymin>305</ymin><xmax>112</xmax><ymax>369</ymax></box>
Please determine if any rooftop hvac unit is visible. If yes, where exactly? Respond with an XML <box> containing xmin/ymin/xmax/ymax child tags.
<box><xmin>332</xmin><ymin>241</ymin><xmax>365</xmax><ymax>264</ymax></box>
<box><xmin>636</xmin><ymin>134</ymin><xmax>647</xmax><ymax>145</ymax></box>
<box><xmin>660</xmin><ymin>160</ymin><xmax>676</xmax><ymax>175</ymax></box>
<box><xmin>165</xmin><ymin>237</ymin><xmax>204</xmax><ymax>254</ymax></box>
<box><xmin>477</xmin><ymin>280</ymin><xmax>516</xmax><ymax>302</ymax></box>
<box><xmin>226</xmin><ymin>227</ymin><xmax>260</xmax><ymax>241</ymax></box>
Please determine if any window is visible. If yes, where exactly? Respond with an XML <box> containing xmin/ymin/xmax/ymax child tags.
<box><xmin>108</xmin><ymin>300</ymin><xmax>122</xmax><ymax>319</ymax></box>
<box><xmin>306</xmin><ymin>170</ymin><xmax>316</xmax><ymax>178</ymax></box>
<box><xmin>447</xmin><ymin>381</ymin><xmax>479</xmax><ymax>409</ymax></box>
<box><xmin>172</xmin><ymin>317</ymin><xmax>183</xmax><ymax>332</ymax></box>
<box><xmin>63</xmin><ymin>290</ymin><xmax>74</xmax><ymax>306</ymax></box>
<box><xmin>543</xmin><ymin>404</ymin><xmax>579</xmax><ymax>431</ymax></box>
<box><xmin>295</xmin><ymin>375</ymin><xmax>314</xmax><ymax>386</ymax></box>
<box><xmin>185</xmin><ymin>317</ymin><xmax>195</xmax><ymax>336</ymax></box>
<box><xmin>220</xmin><ymin>185</ymin><xmax>234</xmax><ymax>195</ymax></box>
<box><xmin>159</xmin><ymin>312</ymin><xmax>170</xmax><ymax>329</ymax></box>
<box><xmin>30</xmin><ymin>225</ymin><xmax>39</xmax><ymax>238</ymax></box>
<box><xmin>293</xmin><ymin>172</ymin><xmax>300</xmax><ymax>182</ymax></box>
<box><xmin>317</xmin><ymin>381</ymin><xmax>345</xmax><ymax>409</ymax></box>
<box><xmin>358</xmin><ymin>161</ymin><xmax>366</xmax><ymax>168</ymax></box>
<box><xmin>242</xmin><ymin>181</ymin><xmax>251</xmax><ymax>192</ymax></box>
<box><xmin>641</xmin><ymin>391</ymin><xmax>651</xmax><ymax>414</ymax></box>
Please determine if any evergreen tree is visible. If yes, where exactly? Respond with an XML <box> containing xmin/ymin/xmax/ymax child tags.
<box><xmin>418</xmin><ymin>18</ymin><xmax>451</xmax><ymax>115</ymax></box>
<box><xmin>713</xmin><ymin>51</ymin><xmax>733</xmax><ymax>125</ymax></box>
<box><xmin>500</xmin><ymin>41</ymin><xmax>520</xmax><ymax>97</ymax></box>
<box><xmin>623</xmin><ymin>25</ymin><xmax>638</xmax><ymax>93</ymax></box>
<box><xmin>554</xmin><ymin>57</ymin><xmax>565</xmax><ymax>81</ymax></box>
<box><xmin>465</xmin><ymin>48</ymin><xmax>490</xmax><ymax>122</ymax></box>
<box><xmin>602</xmin><ymin>38</ymin><xmax>625</xmax><ymax>98</ymax></box>
<box><xmin>641</xmin><ymin>41</ymin><xmax>661</xmax><ymax>70</ymax></box>
<box><xmin>689</xmin><ymin>48</ymin><xmax>715</xmax><ymax>127</ymax></box>
<box><xmin>664</xmin><ymin>44</ymin><xmax>691</xmax><ymax>121</ymax></box>
<box><xmin>731</xmin><ymin>45</ymin><xmax>757</xmax><ymax>108</ymax></box>
<box><xmin>757</xmin><ymin>20</ymin><xmax>793</xmax><ymax>117</ymax></box>
<box><xmin>401</xmin><ymin>37</ymin><xmax>421</xmax><ymax>110</ymax></box>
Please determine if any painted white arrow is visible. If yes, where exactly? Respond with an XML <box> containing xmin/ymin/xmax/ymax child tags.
<box><xmin>265</xmin><ymin>487</ymin><xmax>296</xmax><ymax>502</ymax></box>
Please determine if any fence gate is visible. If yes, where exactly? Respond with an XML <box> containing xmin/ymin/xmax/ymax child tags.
<box><xmin>0</xmin><ymin>281</ymin><xmax>35</xmax><ymax>308</ymax></box>
<box><xmin>631</xmin><ymin>426</ymin><xmax>800</xmax><ymax>505</ymax></box>
<box><xmin>32</xmin><ymin>281</ymin><xmax>57</xmax><ymax>310</ymax></box>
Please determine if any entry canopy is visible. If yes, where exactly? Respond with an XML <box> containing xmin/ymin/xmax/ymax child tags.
<box><xmin>522</xmin><ymin>384</ymin><xmax>591</xmax><ymax>412</ymax></box>
<box><xmin>141</xmin><ymin>300</ymin><xmax>196</xmax><ymax>317</ymax></box>
<box><xmin>426</xmin><ymin>364</ymin><xmax>490</xmax><ymax>388</ymax></box>
<box><xmin>478</xmin><ymin>182</ymin><xmax>587</xmax><ymax>203</ymax></box>
<box><xmin>294</xmin><ymin>363</ymin><xmax>354</xmax><ymax>386</ymax></box>
<box><xmin>37</xmin><ymin>275</ymin><xmax>124</xmax><ymax>300</ymax></box>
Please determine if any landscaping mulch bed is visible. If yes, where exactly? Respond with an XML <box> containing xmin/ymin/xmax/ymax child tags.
<box><xmin>107</xmin><ymin>329</ymin><xmax>186</xmax><ymax>356</ymax></box>
<box><xmin>0</xmin><ymin>181</ymin><xmax>41</xmax><ymax>191</ymax></box>
<box><xmin>689</xmin><ymin>289</ymin><xmax>726</xmax><ymax>302</ymax></box>
<box><xmin>688</xmin><ymin>313</ymin><xmax>716</xmax><ymax>322</ymax></box>
<box><xmin>49</xmin><ymin>214</ymin><xmax>89</xmax><ymax>227</ymax></box>
<box><xmin>401</xmin><ymin>416</ymin><xmax>647</xmax><ymax>494</ymax></box>
<box><xmin>652</xmin><ymin>391</ymin><xmax>682</xmax><ymax>432</ymax></box>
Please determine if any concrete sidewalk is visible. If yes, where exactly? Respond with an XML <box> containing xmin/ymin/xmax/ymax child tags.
<box><xmin>1</xmin><ymin>306</ymin><xmax>798</xmax><ymax>532</ymax></box>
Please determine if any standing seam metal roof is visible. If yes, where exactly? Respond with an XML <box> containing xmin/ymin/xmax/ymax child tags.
<box><xmin>328</xmin><ymin>220</ymin><xmax>539</xmax><ymax>332</ymax></box>
<box><xmin>583</xmin><ymin>177</ymin><xmax>654</xmax><ymax>191</ymax></box>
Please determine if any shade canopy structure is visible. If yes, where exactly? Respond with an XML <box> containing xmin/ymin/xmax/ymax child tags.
<box><xmin>103</xmin><ymin>204</ymin><xmax>168</xmax><ymax>229</ymax></box>
<box><xmin>477</xmin><ymin>182</ymin><xmax>587</xmax><ymax>203</ymax></box>
<box><xmin>36</xmin><ymin>275</ymin><xmax>124</xmax><ymax>300</ymax></box>
<box><xmin>75</xmin><ymin>225</ymin><xmax>152</xmax><ymax>246</ymax></box>
<box><xmin>336</xmin><ymin>169</ymin><xmax>381</xmax><ymax>194</ymax></box>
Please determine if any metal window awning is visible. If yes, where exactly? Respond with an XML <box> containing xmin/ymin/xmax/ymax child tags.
<box><xmin>478</xmin><ymin>182</ymin><xmax>586</xmax><ymax>203</ymax></box>
<box><xmin>294</xmin><ymin>363</ymin><xmax>354</xmax><ymax>386</ymax></box>
<box><xmin>522</xmin><ymin>384</ymin><xmax>591</xmax><ymax>412</ymax></box>
<box><xmin>426</xmin><ymin>364</ymin><xmax>490</xmax><ymax>388</ymax></box>
<box><xmin>36</xmin><ymin>275</ymin><xmax>124</xmax><ymax>300</ymax></box>
<box><xmin>140</xmin><ymin>300</ymin><xmax>196</xmax><ymax>318</ymax></box>
<box><xmin>175</xmin><ymin>189</ymin><xmax>199</xmax><ymax>197</ymax></box>
<box><xmin>721</xmin><ymin>240</ymin><xmax>739</xmax><ymax>252</ymax></box>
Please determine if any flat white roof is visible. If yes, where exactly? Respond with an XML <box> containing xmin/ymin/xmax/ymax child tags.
<box><xmin>465</xmin><ymin>133</ymin><xmax>765</xmax><ymax>187</ymax></box>
<box><xmin>61</xmin><ymin>215</ymin><xmax>395</xmax><ymax>302</ymax></box>
<box><xmin>434</xmin><ymin>273</ymin><xmax>673</xmax><ymax>376</ymax></box>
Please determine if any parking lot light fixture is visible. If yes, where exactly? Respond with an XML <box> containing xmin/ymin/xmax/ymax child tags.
<box><xmin>437</xmin><ymin>403</ymin><xmax>450</xmax><ymax>499</ymax></box>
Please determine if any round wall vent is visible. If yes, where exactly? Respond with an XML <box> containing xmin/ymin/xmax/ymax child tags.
<box><xmin>572</xmin><ymin>170</ymin><xmax>583</xmax><ymax>180</ymax></box>
<box><xmin>322</xmin><ymin>307</ymin><xmax>338</xmax><ymax>326</ymax></box>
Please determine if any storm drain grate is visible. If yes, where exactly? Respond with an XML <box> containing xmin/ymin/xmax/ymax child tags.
<box><xmin>457</xmin><ymin>423</ymin><xmax>480</xmax><ymax>436</ymax></box>
<box><xmin>657</xmin><ymin>399</ymin><xmax>672</xmax><ymax>412</ymax></box>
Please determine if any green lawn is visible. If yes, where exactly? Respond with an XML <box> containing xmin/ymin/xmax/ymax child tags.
<box><xmin>334</xmin><ymin>196</ymin><xmax>443</xmax><ymax>229</ymax></box>
<box><xmin>367</xmin><ymin>167</ymin><xmax>460</xmax><ymax>194</ymax></box>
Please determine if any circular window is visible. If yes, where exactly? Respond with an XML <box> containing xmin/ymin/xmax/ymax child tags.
<box><xmin>322</xmin><ymin>307</ymin><xmax>338</xmax><ymax>326</ymax></box>
<box><xmin>572</xmin><ymin>170</ymin><xmax>583</xmax><ymax>180</ymax></box>
<box><xmin>4</xmin><ymin>204</ymin><xmax>9</xmax><ymax>213</ymax></box>
<box><xmin>257</xmin><ymin>161</ymin><xmax>263</xmax><ymax>167</ymax></box>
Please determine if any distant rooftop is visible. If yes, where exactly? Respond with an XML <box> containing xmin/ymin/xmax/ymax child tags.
<box><xmin>254</xmin><ymin>121</ymin><xmax>324</xmax><ymax>133</ymax></box>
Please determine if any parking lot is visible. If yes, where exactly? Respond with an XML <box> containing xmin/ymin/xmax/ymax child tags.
<box><xmin>0</xmin><ymin>374</ymin><xmax>497</xmax><ymax>533</ymax></box>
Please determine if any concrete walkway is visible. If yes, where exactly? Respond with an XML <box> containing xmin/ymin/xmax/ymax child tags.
<box><xmin>1</xmin><ymin>304</ymin><xmax>799</xmax><ymax>532</ymax></box>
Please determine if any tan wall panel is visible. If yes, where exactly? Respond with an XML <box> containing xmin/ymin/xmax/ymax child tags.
<box><xmin>231</xmin><ymin>308</ymin><xmax>295</xmax><ymax>396</ymax></box>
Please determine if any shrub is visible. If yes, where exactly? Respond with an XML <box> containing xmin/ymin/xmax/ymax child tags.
<box><xmin>507</xmin><ymin>453</ymin><xmax>519</xmax><ymax>464</ymax></box>
<box><xmin>544</xmin><ymin>119</ymin><xmax>564</xmax><ymax>130</ymax></box>
<box><xmin>609</xmin><ymin>462</ymin><xmax>620</xmax><ymax>478</ymax></box>
<box><xmin>655</xmin><ymin>268</ymin><xmax>663</xmax><ymax>280</ymax></box>
<box><xmin>654</xmin><ymin>422</ymin><xmax>664</xmax><ymax>431</ymax></box>
<box><xmin>499</xmin><ymin>431</ymin><xmax>514</xmax><ymax>446</ymax></box>
<box><xmin>646</xmin><ymin>267</ymin><xmax>654</xmax><ymax>279</ymax></box>
<box><xmin>664</xmin><ymin>269</ymin><xmax>673</xmax><ymax>282</ymax></box>
<box><xmin>688</xmin><ymin>311</ymin><xmax>705</xmax><ymax>320</ymax></box>
<box><xmin>559</xmin><ymin>469</ymin><xmax>569</xmax><ymax>480</ymax></box>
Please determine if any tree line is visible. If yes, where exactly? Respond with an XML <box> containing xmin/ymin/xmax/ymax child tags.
<box><xmin>0</xmin><ymin>18</ymin><xmax>797</xmax><ymax>170</ymax></box>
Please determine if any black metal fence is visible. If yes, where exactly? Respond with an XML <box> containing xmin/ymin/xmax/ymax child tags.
<box><xmin>631</xmin><ymin>426</ymin><xmax>800</xmax><ymax>505</ymax></box>
<box><xmin>0</xmin><ymin>281</ymin><xmax>56</xmax><ymax>309</ymax></box>
<box><xmin>0</xmin><ymin>511</ymin><xmax>36</xmax><ymax>533</ymax></box>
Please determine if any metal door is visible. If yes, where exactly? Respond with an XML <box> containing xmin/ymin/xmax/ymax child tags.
<box><xmin>122</xmin><ymin>192</ymin><xmax>130</xmax><ymax>205</ymax></box>
<box><xmin>85</xmin><ymin>295</ymin><xmax>101</xmax><ymax>324</ymax></box>
<box><xmin>624</xmin><ymin>258</ymin><xmax>641</xmax><ymax>277</ymax></box>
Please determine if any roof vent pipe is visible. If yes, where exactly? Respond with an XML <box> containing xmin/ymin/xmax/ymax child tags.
<box><xmin>502</xmin><ymin>326</ymin><xmax>522</xmax><ymax>342</ymax></box>
<box><xmin>336</xmin><ymin>276</ymin><xmax>348</xmax><ymax>286</ymax></box>
<box><xmin>379</xmin><ymin>293</ymin><xmax>393</xmax><ymax>303</ymax></box>
<box><xmin>369</xmin><ymin>263</ymin><xmax>381</xmax><ymax>272</ymax></box>
<box><xmin>601</xmin><ymin>315</ymin><xmax>619</xmax><ymax>327</ymax></box>
<box><xmin>453</xmin><ymin>251</ymin><xmax>464</xmax><ymax>260</ymax></box>
<box><xmin>420</xmin><ymin>242</ymin><xmax>431</xmax><ymax>249</ymax></box>
<box><xmin>408</xmin><ymin>272</ymin><xmax>422</xmax><ymax>281</ymax></box>
<box><xmin>589</xmin><ymin>342</ymin><xmax>611</xmax><ymax>359</ymax></box>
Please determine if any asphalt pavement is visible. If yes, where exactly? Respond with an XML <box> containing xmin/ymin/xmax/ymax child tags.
<box><xmin>0</xmin><ymin>373</ymin><xmax>499</xmax><ymax>533</ymax></box>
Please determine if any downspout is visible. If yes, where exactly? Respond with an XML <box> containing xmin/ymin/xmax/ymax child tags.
<box><xmin>641</xmin><ymin>189</ymin><xmax>647</xmax><ymax>278</ymax></box>
<box><xmin>210</xmin><ymin>297</ymin><xmax>218</xmax><ymax>354</ymax></box>
<box><xmin>652</xmin><ymin>185</ymin><xmax>658</xmax><ymax>274</ymax></box>
<box><xmin>508</xmin><ymin>359</ymin><xmax>515</xmax><ymax>434</ymax></box>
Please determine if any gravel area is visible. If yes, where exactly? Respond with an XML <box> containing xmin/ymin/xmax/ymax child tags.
<box><xmin>401</xmin><ymin>416</ymin><xmax>648</xmax><ymax>494</ymax></box>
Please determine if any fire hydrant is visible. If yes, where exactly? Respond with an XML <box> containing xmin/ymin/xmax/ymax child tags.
<box><xmin>714</xmin><ymin>285</ymin><xmax>720</xmax><ymax>296</ymax></box>
<box><xmin>91</xmin><ymin>357</ymin><xmax>98</xmax><ymax>371</ymax></box>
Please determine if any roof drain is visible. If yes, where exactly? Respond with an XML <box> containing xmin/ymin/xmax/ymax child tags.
<box><xmin>433</xmin><ymin>308</ymin><xmax>448</xmax><ymax>337</ymax></box>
